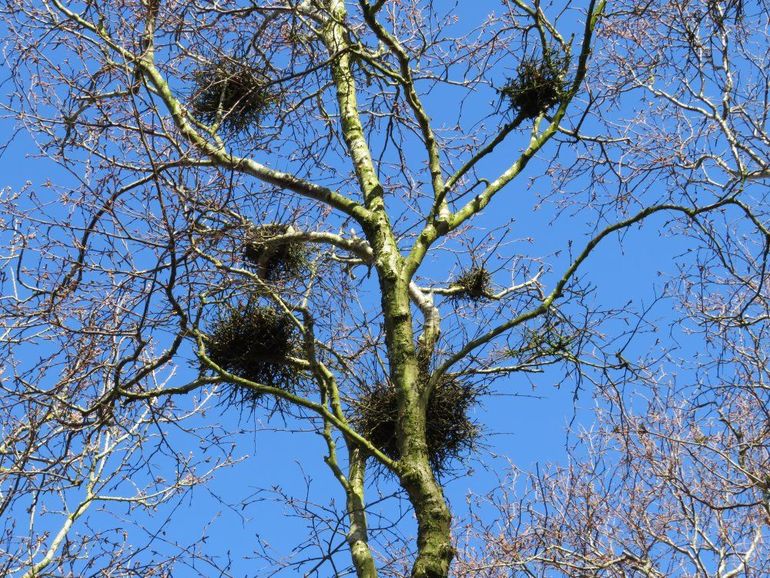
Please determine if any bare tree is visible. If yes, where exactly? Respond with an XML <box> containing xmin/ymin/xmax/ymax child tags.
<box><xmin>453</xmin><ymin>2</ymin><xmax>770</xmax><ymax>576</ymax></box>
<box><xmin>454</xmin><ymin>352</ymin><xmax>770</xmax><ymax>577</ymax></box>
<box><xmin>1</xmin><ymin>1</ymin><xmax>769</xmax><ymax>577</ymax></box>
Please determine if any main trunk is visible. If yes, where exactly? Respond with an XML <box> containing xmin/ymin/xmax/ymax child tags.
<box><xmin>368</xmin><ymin>218</ymin><xmax>454</xmax><ymax>578</ymax></box>
<box><xmin>320</xmin><ymin>2</ymin><xmax>454</xmax><ymax>571</ymax></box>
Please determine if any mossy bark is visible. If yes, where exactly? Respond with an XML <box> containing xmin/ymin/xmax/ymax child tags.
<box><xmin>384</xmin><ymin>286</ymin><xmax>454</xmax><ymax>578</ymax></box>
<box><xmin>322</xmin><ymin>1</ymin><xmax>455</xmax><ymax>575</ymax></box>
<box><xmin>347</xmin><ymin>448</ymin><xmax>377</xmax><ymax>578</ymax></box>
<box><xmin>368</xmin><ymin>217</ymin><xmax>454</xmax><ymax>578</ymax></box>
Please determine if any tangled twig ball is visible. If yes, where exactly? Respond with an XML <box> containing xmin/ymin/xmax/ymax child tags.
<box><xmin>207</xmin><ymin>303</ymin><xmax>302</xmax><ymax>411</ymax></box>
<box><xmin>352</xmin><ymin>375</ymin><xmax>480</xmax><ymax>473</ymax></box>
<box><xmin>500</xmin><ymin>50</ymin><xmax>567</xmax><ymax>119</ymax></box>
<box><xmin>192</xmin><ymin>60</ymin><xmax>277</xmax><ymax>134</ymax></box>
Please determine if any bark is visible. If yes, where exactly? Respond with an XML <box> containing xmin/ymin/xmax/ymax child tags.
<box><xmin>368</xmin><ymin>218</ymin><xmax>455</xmax><ymax>578</ymax></box>
<box><xmin>399</xmin><ymin>461</ymin><xmax>454</xmax><ymax>578</ymax></box>
<box><xmin>320</xmin><ymin>1</ymin><xmax>455</xmax><ymax>574</ymax></box>
<box><xmin>347</xmin><ymin>448</ymin><xmax>377</xmax><ymax>578</ymax></box>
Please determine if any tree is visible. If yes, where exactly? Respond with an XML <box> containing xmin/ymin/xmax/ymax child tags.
<box><xmin>1</xmin><ymin>1</ymin><xmax>768</xmax><ymax>577</ymax></box>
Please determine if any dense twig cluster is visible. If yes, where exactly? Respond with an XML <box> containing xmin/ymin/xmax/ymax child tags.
<box><xmin>500</xmin><ymin>50</ymin><xmax>567</xmax><ymax>119</ymax></box>
<box><xmin>207</xmin><ymin>303</ymin><xmax>302</xmax><ymax>410</ymax></box>
<box><xmin>449</xmin><ymin>267</ymin><xmax>491</xmax><ymax>301</ymax></box>
<box><xmin>352</xmin><ymin>375</ymin><xmax>480</xmax><ymax>473</ymax></box>
<box><xmin>243</xmin><ymin>224</ymin><xmax>307</xmax><ymax>281</ymax></box>
<box><xmin>192</xmin><ymin>59</ymin><xmax>276</xmax><ymax>134</ymax></box>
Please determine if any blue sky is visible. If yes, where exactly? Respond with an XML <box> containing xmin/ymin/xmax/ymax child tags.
<box><xmin>0</xmin><ymin>2</ymin><xmax>723</xmax><ymax>576</ymax></box>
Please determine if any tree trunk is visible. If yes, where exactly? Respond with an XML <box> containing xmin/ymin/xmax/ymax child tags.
<box><xmin>369</xmin><ymin>220</ymin><xmax>455</xmax><ymax>578</ymax></box>
<box><xmin>400</xmin><ymin>460</ymin><xmax>454</xmax><ymax>578</ymax></box>
<box><xmin>321</xmin><ymin>1</ymin><xmax>454</xmax><ymax>571</ymax></box>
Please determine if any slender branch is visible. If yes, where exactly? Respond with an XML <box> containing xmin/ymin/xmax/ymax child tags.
<box><xmin>438</xmin><ymin>197</ymin><xmax>731</xmax><ymax>375</ymax></box>
<box><xmin>47</xmin><ymin>0</ymin><xmax>371</xmax><ymax>226</ymax></box>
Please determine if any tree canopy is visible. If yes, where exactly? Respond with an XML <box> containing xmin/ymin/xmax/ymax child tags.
<box><xmin>2</xmin><ymin>1</ymin><xmax>770</xmax><ymax>576</ymax></box>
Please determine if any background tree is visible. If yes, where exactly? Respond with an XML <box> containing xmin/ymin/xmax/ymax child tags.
<box><xmin>1</xmin><ymin>1</ymin><xmax>769</xmax><ymax>577</ymax></box>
